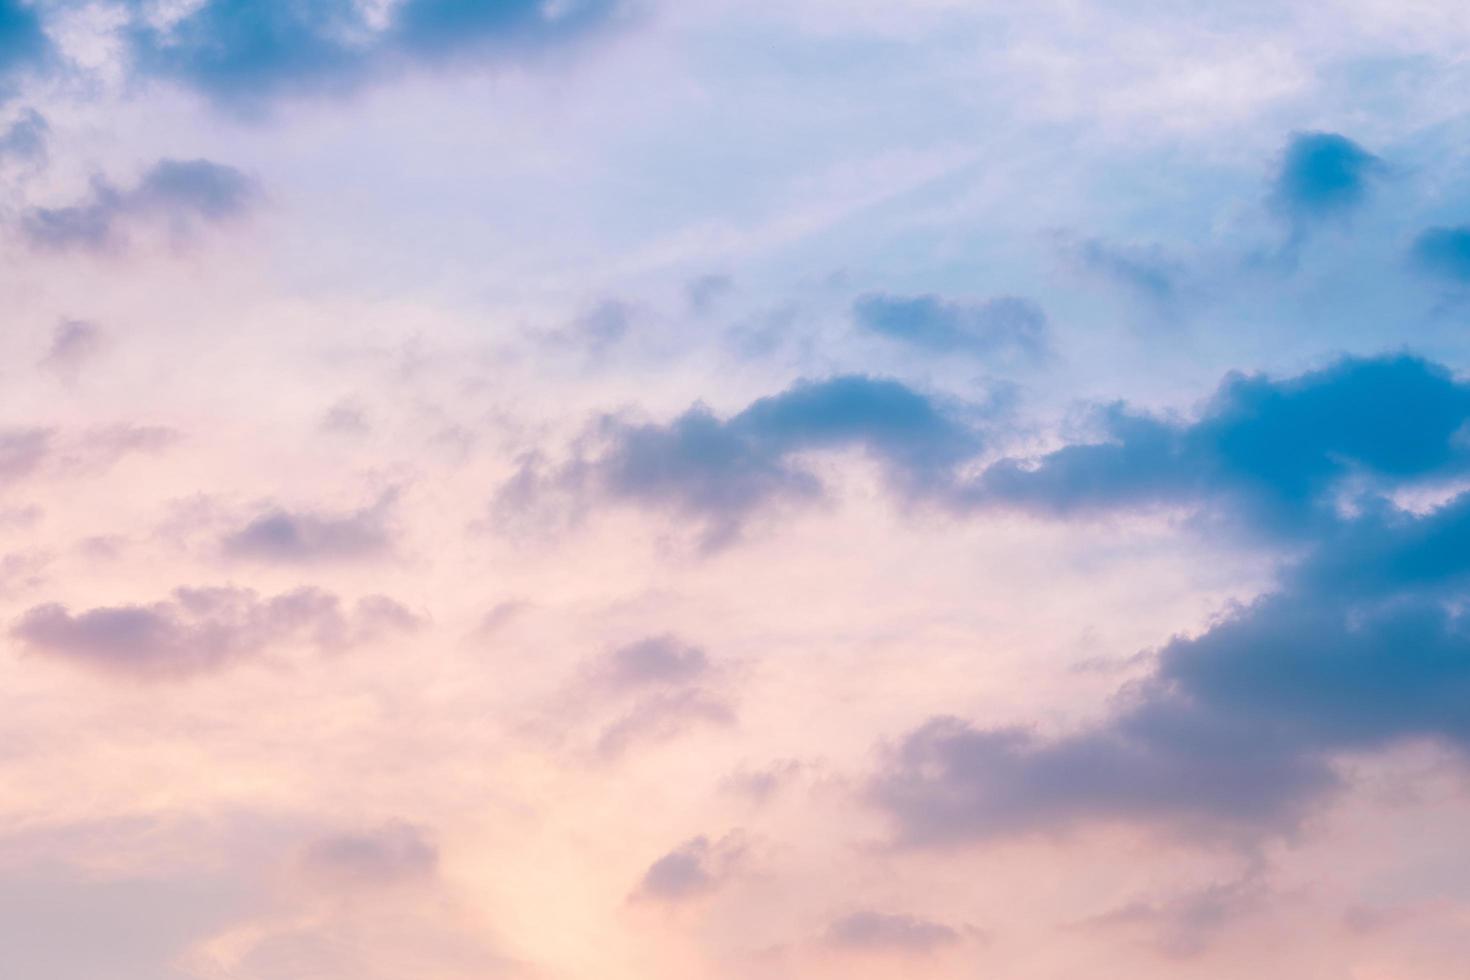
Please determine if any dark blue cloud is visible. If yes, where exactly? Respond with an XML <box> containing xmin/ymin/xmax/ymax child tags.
<box><xmin>511</xmin><ymin>374</ymin><xmax>983</xmax><ymax>548</ymax></box>
<box><xmin>1270</xmin><ymin>131</ymin><xmax>1384</xmax><ymax>224</ymax></box>
<box><xmin>22</xmin><ymin>157</ymin><xmax>256</xmax><ymax>252</ymax></box>
<box><xmin>853</xmin><ymin>293</ymin><xmax>1048</xmax><ymax>359</ymax></box>
<box><xmin>391</xmin><ymin>0</ymin><xmax>608</xmax><ymax>58</ymax></box>
<box><xmin>127</xmin><ymin>0</ymin><xmax>620</xmax><ymax>110</ymax></box>
<box><xmin>1411</xmin><ymin>226</ymin><xmax>1470</xmax><ymax>284</ymax></box>
<box><xmin>875</xmin><ymin>354</ymin><xmax>1470</xmax><ymax>845</ymax></box>
<box><xmin>970</xmin><ymin>355</ymin><xmax>1470</xmax><ymax>536</ymax></box>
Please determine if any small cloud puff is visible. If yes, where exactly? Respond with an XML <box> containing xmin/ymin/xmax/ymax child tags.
<box><xmin>600</xmin><ymin>634</ymin><xmax>709</xmax><ymax>688</ymax></box>
<box><xmin>21</xmin><ymin>158</ymin><xmax>257</xmax><ymax>253</ymax></box>
<box><xmin>824</xmin><ymin>910</ymin><xmax>961</xmax><ymax>954</ymax></box>
<box><xmin>38</xmin><ymin>319</ymin><xmax>103</xmax><ymax>378</ymax></box>
<box><xmin>0</xmin><ymin>107</ymin><xmax>46</xmax><ymax>165</ymax></box>
<box><xmin>0</xmin><ymin>427</ymin><xmax>49</xmax><ymax>481</ymax></box>
<box><xmin>12</xmin><ymin>586</ymin><xmax>420</xmax><ymax>680</ymax></box>
<box><xmin>1270</xmin><ymin>131</ymin><xmax>1384</xmax><ymax>226</ymax></box>
<box><xmin>222</xmin><ymin>493</ymin><xmax>397</xmax><ymax>564</ymax></box>
<box><xmin>1072</xmin><ymin>876</ymin><xmax>1268</xmax><ymax>960</ymax></box>
<box><xmin>299</xmin><ymin>822</ymin><xmax>439</xmax><ymax>890</ymax></box>
<box><xmin>853</xmin><ymin>293</ymin><xmax>1048</xmax><ymax>360</ymax></box>
<box><xmin>631</xmin><ymin>833</ymin><xmax>744</xmax><ymax>904</ymax></box>
<box><xmin>586</xmin><ymin>633</ymin><xmax>734</xmax><ymax>759</ymax></box>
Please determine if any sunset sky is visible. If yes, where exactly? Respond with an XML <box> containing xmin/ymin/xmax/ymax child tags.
<box><xmin>7</xmin><ymin>1</ymin><xmax>1470</xmax><ymax>977</ymax></box>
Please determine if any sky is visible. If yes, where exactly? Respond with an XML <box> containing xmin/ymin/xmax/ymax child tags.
<box><xmin>5</xmin><ymin>1</ymin><xmax>1470</xmax><ymax>977</ymax></box>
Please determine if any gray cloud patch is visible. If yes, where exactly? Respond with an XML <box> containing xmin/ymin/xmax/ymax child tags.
<box><xmin>825</xmin><ymin>910</ymin><xmax>960</xmax><ymax>953</ymax></box>
<box><xmin>578</xmin><ymin>633</ymin><xmax>734</xmax><ymax>759</ymax></box>
<box><xmin>300</xmin><ymin>823</ymin><xmax>438</xmax><ymax>889</ymax></box>
<box><xmin>0</xmin><ymin>107</ymin><xmax>46</xmax><ymax>164</ymax></box>
<box><xmin>853</xmin><ymin>293</ymin><xmax>1048</xmax><ymax>360</ymax></box>
<box><xmin>22</xmin><ymin>158</ymin><xmax>257</xmax><ymax>253</ymax></box>
<box><xmin>222</xmin><ymin>494</ymin><xmax>396</xmax><ymax>564</ymax></box>
<box><xmin>1072</xmin><ymin>876</ymin><xmax>1267</xmax><ymax>959</ymax></box>
<box><xmin>504</xmin><ymin>374</ymin><xmax>984</xmax><ymax>549</ymax></box>
<box><xmin>597</xmin><ymin>687</ymin><xmax>736</xmax><ymax>758</ymax></box>
<box><xmin>1065</xmin><ymin>237</ymin><xmax>1181</xmax><ymax>311</ymax></box>
<box><xmin>631</xmin><ymin>834</ymin><xmax>743</xmax><ymax>904</ymax></box>
<box><xmin>13</xmin><ymin>586</ymin><xmax>419</xmax><ymax>680</ymax></box>
<box><xmin>601</xmin><ymin>634</ymin><xmax>709</xmax><ymax>688</ymax></box>
<box><xmin>0</xmin><ymin>427</ymin><xmax>49</xmax><ymax>481</ymax></box>
<box><xmin>39</xmin><ymin>319</ymin><xmax>103</xmax><ymax>377</ymax></box>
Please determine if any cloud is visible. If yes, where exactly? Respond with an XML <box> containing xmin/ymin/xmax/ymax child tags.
<box><xmin>126</xmin><ymin>0</ymin><xmax>621</xmax><ymax>111</ymax></box>
<box><xmin>631</xmin><ymin>834</ymin><xmax>742</xmax><ymax>904</ymax></box>
<box><xmin>722</xmin><ymin>760</ymin><xmax>805</xmax><ymax>803</ymax></box>
<box><xmin>544</xmin><ymin>299</ymin><xmax>633</xmax><ymax>357</ymax></box>
<box><xmin>0</xmin><ymin>863</ymin><xmax>249</xmax><ymax>980</ymax></box>
<box><xmin>21</xmin><ymin>158</ymin><xmax>257</xmax><ymax>252</ymax></box>
<box><xmin>599</xmin><ymin>634</ymin><xmax>709</xmax><ymax>688</ymax></box>
<box><xmin>578</xmin><ymin>634</ymin><xmax>734</xmax><ymax>758</ymax></box>
<box><xmin>1065</xmin><ymin>237</ymin><xmax>1180</xmax><ymax>307</ymax></box>
<box><xmin>300</xmin><ymin>823</ymin><xmax>439</xmax><ymax>889</ymax></box>
<box><xmin>1411</xmin><ymin>226</ymin><xmax>1470</xmax><ymax>284</ymax></box>
<box><xmin>70</xmin><ymin>425</ymin><xmax>181</xmax><ymax>470</ymax></box>
<box><xmin>596</xmin><ymin>687</ymin><xmax>736</xmax><ymax>758</ymax></box>
<box><xmin>824</xmin><ymin>910</ymin><xmax>960</xmax><ymax>953</ymax></box>
<box><xmin>1269</xmin><ymin>131</ymin><xmax>1384</xmax><ymax>225</ymax></box>
<box><xmin>38</xmin><ymin>319</ymin><xmax>103</xmax><ymax>377</ymax></box>
<box><xmin>0</xmin><ymin>426</ymin><xmax>49</xmax><ymax>480</ymax></box>
<box><xmin>0</xmin><ymin>107</ymin><xmax>45</xmax><ymax>164</ymax></box>
<box><xmin>871</xmin><ymin>711</ymin><xmax>1335</xmax><ymax>845</ymax></box>
<box><xmin>875</xmin><ymin>355</ymin><xmax>1470</xmax><ymax>846</ymax></box>
<box><xmin>509</xmin><ymin>375</ymin><xmax>983</xmax><ymax>548</ymax></box>
<box><xmin>12</xmin><ymin>586</ymin><xmax>419</xmax><ymax>680</ymax></box>
<box><xmin>852</xmin><ymin>293</ymin><xmax>1048</xmax><ymax>359</ymax></box>
<box><xmin>1073</xmin><ymin>876</ymin><xmax>1268</xmax><ymax>959</ymax></box>
<box><xmin>0</xmin><ymin>424</ymin><xmax>173</xmax><ymax>486</ymax></box>
<box><xmin>967</xmin><ymin>355</ymin><xmax>1470</xmax><ymax>537</ymax></box>
<box><xmin>222</xmin><ymin>494</ymin><xmax>396</xmax><ymax>564</ymax></box>
<box><xmin>686</xmin><ymin>273</ymin><xmax>733</xmax><ymax>315</ymax></box>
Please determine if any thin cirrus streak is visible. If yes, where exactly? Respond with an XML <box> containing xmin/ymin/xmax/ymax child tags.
<box><xmin>3</xmin><ymin>1</ymin><xmax>1470</xmax><ymax>978</ymax></box>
